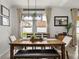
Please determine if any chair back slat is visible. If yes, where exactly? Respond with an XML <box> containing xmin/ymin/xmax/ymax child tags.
<box><xmin>9</xmin><ymin>35</ymin><xmax>16</xmax><ymax>42</ymax></box>
<box><xmin>62</xmin><ymin>36</ymin><xmax>72</xmax><ymax>47</ymax></box>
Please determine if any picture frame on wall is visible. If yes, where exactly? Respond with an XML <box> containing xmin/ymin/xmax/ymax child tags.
<box><xmin>0</xmin><ymin>5</ymin><xmax>10</xmax><ymax>26</ymax></box>
<box><xmin>0</xmin><ymin>16</ymin><xmax>2</xmax><ymax>25</ymax></box>
<box><xmin>1</xmin><ymin>5</ymin><xmax>10</xmax><ymax>16</ymax></box>
<box><xmin>1</xmin><ymin>16</ymin><xmax>10</xmax><ymax>26</ymax></box>
<box><xmin>54</xmin><ymin>16</ymin><xmax>68</xmax><ymax>26</ymax></box>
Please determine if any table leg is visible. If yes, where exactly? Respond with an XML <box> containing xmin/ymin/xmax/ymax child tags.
<box><xmin>10</xmin><ymin>45</ymin><xmax>14</xmax><ymax>59</ymax></box>
<box><xmin>61</xmin><ymin>44</ymin><xmax>65</xmax><ymax>59</ymax></box>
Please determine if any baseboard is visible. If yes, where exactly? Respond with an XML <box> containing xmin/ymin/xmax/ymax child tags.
<box><xmin>0</xmin><ymin>49</ymin><xmax>9</xmax><ymax>58</ymax></box>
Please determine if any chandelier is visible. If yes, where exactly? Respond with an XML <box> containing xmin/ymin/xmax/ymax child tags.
<box><xmin>27</xmin><ymin>0</ymin><xmax>37</xmax><ymax>18</ymax></box>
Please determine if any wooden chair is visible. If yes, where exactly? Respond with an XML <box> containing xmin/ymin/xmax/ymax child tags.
<box><xmin>56</xmin><ymin>36</ymin><xmax>72</xmax><ymax>59</ymax></box>
<box><xmin>62</xmin><ymin>36</ymin><xmax>72</xmax><ymax>59</ymax></box>
<box><xmin>9</xmin><ymin>35</ymin><xmax>23</xmax><ymax>52</ymax></box>
<box><xmin>9</xmin><ymin>35</ymin><xmax>16</xmax><ymax>42</ymax></box>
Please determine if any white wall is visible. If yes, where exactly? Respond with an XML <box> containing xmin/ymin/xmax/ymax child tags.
<box><xmin>0</xmin><ymin>0</ymin><xmax>11</xmax><ymax>57</ymax></box>
<box><xmin>49</xmin><ymin>7</ymin><xmax>72</xmax><ymax>37</ymax></box>
<box><xmin>11</xmin><ymin>7</ymin><xmax>72</xmax><ymax>38</ymax></box>
<box><xmin>0</xmin><ymin>0</ymin><xmax>19</xmax><ymax>57</ymax></box>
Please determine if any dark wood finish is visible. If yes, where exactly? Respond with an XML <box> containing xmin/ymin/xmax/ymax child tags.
<box><xmin>14</xmin><ymin>49</ymin><xmax>60</xmax><ymax>59</ymax></box>
<box><xmin>66</xmin><ymin>50</ymin><xmax>69</xmax><ymax>59</ymax></box>
<box><xmin>23</xmin><ymin>9</ymin><xmax>45</xmax><ymax>11</ymax></box>
<box><xmin>9</xmin><ymin>39</ymin><xmax>65</xmax><ymax>59</ymax></box>
<box><xmin>10</xmin><ymin>45</ymin><xmax>14</xmax><ymax>59</ymax></box>
<box><xmin>61</xmin><ymin>44</ymin><xmax>65</xmax><ymax>59</ymax></box>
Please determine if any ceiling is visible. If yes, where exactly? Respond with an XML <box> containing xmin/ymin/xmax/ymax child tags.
<box><xmin>11</xmin><ymin>0</ymin><xmax>79</xmax><ymax>8</ymax></box>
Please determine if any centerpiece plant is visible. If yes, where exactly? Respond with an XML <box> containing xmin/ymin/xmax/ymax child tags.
<box><xmin>32</xmin><ymin>33</ymin><xmax>36</xmax><ymax>39</ymax></box>
<box><xmin>30</xmin><ymin>33</ymin><xmax>37</xmax><ymax>42</ymax></box>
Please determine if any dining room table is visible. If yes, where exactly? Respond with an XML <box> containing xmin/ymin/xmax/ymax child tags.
<box><xmin>9</xmin><ymin>38</ymin><xmax>66</xmax><ymax>59</ymax></box>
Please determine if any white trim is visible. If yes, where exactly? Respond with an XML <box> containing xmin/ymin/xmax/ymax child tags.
<box><xmin>0</xmin><ymin>49</ymin><xmax>9</xmax><ymax>59</ymax></box>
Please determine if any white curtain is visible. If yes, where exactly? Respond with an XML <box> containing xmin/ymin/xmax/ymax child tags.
<box><xmin>45</xmin><ymin>7</ymin><xmax>52</xmax><ymax>37</ymax></box>
<box><xmin>17</xmin><ymin>8</ymin><xmax>22</xmax><ymax>38</ymax></box>
<box><xmin>71</xmin><ymin>8</ymin><xmax>78</xmax><ymax>46</ymax></box>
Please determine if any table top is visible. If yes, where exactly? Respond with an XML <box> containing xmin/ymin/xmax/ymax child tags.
<box><xmin>9</xmin><ymin>38</ymin><xmax>65</xmax><ymax>45</ymax></box>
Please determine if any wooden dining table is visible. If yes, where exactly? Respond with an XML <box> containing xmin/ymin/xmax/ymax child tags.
<box><xmin>9</xmin><ymin>38</ymin><xmax>66</xmax><ymax>59</ymax></box>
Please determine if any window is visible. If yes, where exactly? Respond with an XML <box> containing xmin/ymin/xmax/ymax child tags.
<box><xmin>20</xmin><ymin>9</ymin><xmax>47</xmax><ymax>38</ymax></box>
<box><xmin>20</xmin><ymin>20</ymin><xmax>33</xmax><ymax>33</ymax></box>
<box><xmin>36</xmin><ymin>15</ymin><xmax>47</xmax><ymax>33</ymax></box>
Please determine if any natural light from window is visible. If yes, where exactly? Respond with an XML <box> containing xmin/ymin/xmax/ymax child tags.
<box><xmin>20</xmin><ymin>9</ymin><xmax>47</xmax><ymax>34</ymax></box>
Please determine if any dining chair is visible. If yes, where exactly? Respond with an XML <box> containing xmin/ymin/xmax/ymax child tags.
<box><xmin>62</xmin><ymin>36</ymin><xmax>72</xmax><ymax>59</ymax></box>
<box><xmin>56</xmin><ymin>36</ymin><xmax>72</xmax><ymax>59</ymax></box>
<box><xmin>9</xmin><ymin>35</ymin><xmax>16</xmax><ymax>42</ymax></box>
<box><xmin>9</xmin><ymin>35</ymin><xmax>23</xmax><ymax>52</ymax></box>
<box><xmin>62</xmin><ymin>36</ymin><xmax>72</xmax><ymax>47</ymax></box>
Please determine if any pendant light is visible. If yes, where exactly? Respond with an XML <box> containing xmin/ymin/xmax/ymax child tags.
<box><xmin>27</xmin><ymin>0</ymin><xmax>29</xmax><ymax>20</ymax></box>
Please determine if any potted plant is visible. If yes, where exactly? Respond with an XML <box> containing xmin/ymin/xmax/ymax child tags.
<box><xmin>65</xmin><ymin>23</ymin><xmax>72</xmax><ymax>34</ymax></box>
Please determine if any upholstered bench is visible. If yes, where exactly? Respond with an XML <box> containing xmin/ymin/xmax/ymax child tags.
<box><xmin>14</xmin><ymin>49</ymin><xmax>60</xmax><ymax>59</ymax></box>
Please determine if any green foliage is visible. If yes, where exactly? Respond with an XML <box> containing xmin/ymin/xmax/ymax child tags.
<box><xmin>21</xmin><ymin>32</ymin><xmax>27</xmax><ymax>37</ymax></box>
<box><xmin>65</xmin><ymin>23</ymin><xmax>72</xmax><ymax>33</ymax></box>
<box><xmin>32</xmin><ymin>33</ymin><xmax>36</xmax><ymax>39</ymax></box>
<box><xmin>32</xmin><ymin>13</ymin><xmax>36</xmax><ymax>17</ymax></box>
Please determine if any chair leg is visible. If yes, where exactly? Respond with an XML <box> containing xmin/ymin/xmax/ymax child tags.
<box><xmin>58</xmin><ymin>56</ymin><xmax>60</xmax><ymax>59</ymax></box>
<box><xmin>24</xmin><ymin>46</ymin><xmax>26</xmax><ymax>49</ymax></box>
<box><xmin>66</xmin><ymin>50</ymin><xmax>69</xmax><ymax>59</ymax></box>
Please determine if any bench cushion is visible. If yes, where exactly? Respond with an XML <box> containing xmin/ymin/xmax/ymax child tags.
<box><xmin>14</xmin><ymin>49</ymin><xmax>60</xmax><ymax>58</ymax></box>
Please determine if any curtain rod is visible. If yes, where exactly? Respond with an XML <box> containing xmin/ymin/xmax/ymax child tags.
<box><xmin>23</xmin><ymin>9</ymin><xmax>45</xmax><ymax>11</ymax></box>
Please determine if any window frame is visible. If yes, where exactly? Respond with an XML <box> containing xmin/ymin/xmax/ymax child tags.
<box><xmin>20</xmin><ymin>9</ymin><xmax>47</xmax><ymax>34</ymax></box>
